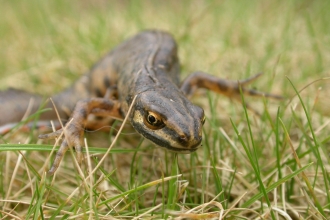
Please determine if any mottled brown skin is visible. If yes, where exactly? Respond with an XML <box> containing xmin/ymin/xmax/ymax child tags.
<box><xmin>0</xmin><ymin>30</ymin><xmax>282</xmax><ymax>175</ymax></box>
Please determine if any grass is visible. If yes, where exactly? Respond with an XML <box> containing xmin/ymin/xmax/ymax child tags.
<box><xmin>1</xmin><ymin>0</ymin><xmax>330</xmax><ymax>219</ymax></box>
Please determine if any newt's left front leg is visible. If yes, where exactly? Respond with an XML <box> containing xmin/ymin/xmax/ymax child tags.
<box><xmin>180</xmin><ymin>72</ymin><xmax>283</xmax><ymax>115</ymax></box>
<box><xmin>181</xmin><ymin>72</ymin><xmax>282</xmax><ymax>99</ymax></box>
<box><xmin>39</xmin><ymin>98</ymin><xmax>123</xmax><ymax>175</ymax></box>
<box><xmin>181</xmin><ymin>72</ymin><xmax>283</xmax><ymax>114</ymax></box>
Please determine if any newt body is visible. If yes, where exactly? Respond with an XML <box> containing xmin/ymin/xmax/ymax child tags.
<box><xmin>0</xmin><ymin>30</ymin><xmax>281</xmax><ymax>174</ymax></box>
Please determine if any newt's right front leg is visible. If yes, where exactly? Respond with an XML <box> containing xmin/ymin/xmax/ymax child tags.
<box><xmin>39</xmin><ymin>98</ymin><xmax>123</xmax><ymax>175</ymax></box>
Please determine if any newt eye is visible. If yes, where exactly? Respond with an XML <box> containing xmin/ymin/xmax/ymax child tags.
<box><xmin>144</xmin><ymin>111</ymin><xmax>164</xmax><ymax>129</ymax></box>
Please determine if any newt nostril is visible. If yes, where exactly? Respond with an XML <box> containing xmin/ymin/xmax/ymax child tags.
<box><xmin>178</xmin><ymin>135</ymin><xmax>188</xmax><ymax>144</ymax></box>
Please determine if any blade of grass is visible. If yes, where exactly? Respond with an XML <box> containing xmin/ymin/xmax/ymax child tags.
<box><xmin>286</xmin><ymin>76</ymin><xmax>329</xmax><ymax>213</ymax></box>
<box><xmin>279</xmin><ymin>117</ymin><xmax>326</xmax><ymax>218</ymax></box>
<box><xmin>33</xmin><ymin>174</ymin><xmax>46</xmax><ymax>220</ymax></box>
<box><xmin>242</xmin><ymin>162</ymin><xmax>313</xmax><ymax>208</ymax></box>
<box><xmin>98</xmin><ymin>174</ymin><xmax>182</xmax><ymax>206</ymax></box>
<box><xmin>166</xmin><ymin>154</ymin><xmax>179</xmax><ymax>212</ymax></box>
<box><xmin>231</xmin><ymin>86</ymin><xmax>276</xmax><ymax>219</ymax></box>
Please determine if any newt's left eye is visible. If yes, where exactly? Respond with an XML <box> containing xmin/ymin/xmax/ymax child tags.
<box><xmin>201</xmin><ymin>115</ymin><xmax>206</xmax><ymax>125</ymax></box>
<box><xmin>144</xmin><ymin>111</ymin><xmax>164</xmax><ymax>130</ymax></box>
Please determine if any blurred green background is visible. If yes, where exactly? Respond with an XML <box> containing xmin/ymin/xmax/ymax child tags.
<box><xmin>1</xmin><ymin>0</ymin><xmax>329</xmax><ymax>98</ymax></box>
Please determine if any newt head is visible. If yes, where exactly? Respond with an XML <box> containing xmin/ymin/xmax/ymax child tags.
<box><xmin>130</xmin><ymin>90</ymin><xmax>205</xmax><ymax>153</ymax></box>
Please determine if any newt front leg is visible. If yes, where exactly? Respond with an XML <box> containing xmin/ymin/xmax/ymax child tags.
<box><xmin>39</xmin><ymin>98</ymin><xmax>123</xmax><ymax>175</ymax></box>
<box><xmin>181</xmin><ymin>72</ymin><xmax>283</xmax><ymax>114</ymax></box>
<box><xmin>181</xmin><ymin>72</ymin><xmax>282</xmax><ymax>99</ymax></box>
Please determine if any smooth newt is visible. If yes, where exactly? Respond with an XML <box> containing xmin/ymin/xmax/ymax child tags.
<box><xmin>0</xmin><ymin>30</ymin><xmax>282</xmax><ymax>175</ymax></box>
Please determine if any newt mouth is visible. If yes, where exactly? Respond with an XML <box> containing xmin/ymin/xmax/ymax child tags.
<box><xmin>163</xmin><ymin>140</ymin><xmax>201</xmax><ymax>153</ymax></box>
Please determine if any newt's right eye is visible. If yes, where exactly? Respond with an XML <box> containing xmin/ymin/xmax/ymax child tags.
<box><xmin>144</xmin><ymin>111</ymin><xmax>164</xmax><ymax>130</ymax></box>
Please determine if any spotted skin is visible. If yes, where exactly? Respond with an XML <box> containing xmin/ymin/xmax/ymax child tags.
<box><xmin>0</xmin><ymin>30</ymin><xmax>282</xmax><ymax>175</ymax></box>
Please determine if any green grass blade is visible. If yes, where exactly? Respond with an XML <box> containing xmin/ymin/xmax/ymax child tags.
<box><xmin>279</xmin><ymin>117</ymin><xmax>327</xmax><ymax>218</ymax></box>
<box><xmin>166</xmin><ymin>154</ymin><xmax>179</xmax><ymax>212</ymax></box>
<box><xmin>242</xmin><ymin>162</ymin><xmax>313</xmax><ymax>208</ymax></box>
<box><xmin>233</xmin><ymin>87</ymin><xmax>276</xmax><ymax>219</ymax></box>
<box><xmin>286</xmin><ymin>76</ymin><xmax>329</xmax><ymax>216</ymax></box>
<box><xmin>98</xmin><ymin>174</ymin><xmax>181</xmax><ymax>206</ymax></box>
